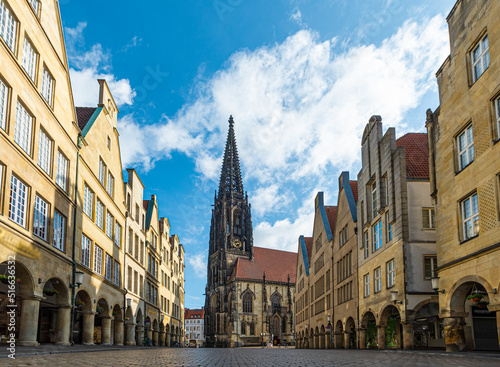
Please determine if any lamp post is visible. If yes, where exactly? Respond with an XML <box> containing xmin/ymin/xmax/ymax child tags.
<box><xmin>431</xmin><ymin>277</ymin><xmax>445</xmax><ymax>294</ymax></box>
<box><xmin>390</xmin><ymin>291</ymin><xmax>403</xmax><ymax>305</ymax></box>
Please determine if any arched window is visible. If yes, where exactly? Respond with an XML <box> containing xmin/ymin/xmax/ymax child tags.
<box><xmin>241</xmin><ymin>322</ymin><xmax>246</xmax><ymax>335</ymax></box>
<box><xmin>243</xmin><ymin>293</ymin><xmax>252</xmax><ymax>313</ymax></box>
<box><xmin>271</xmin><ymin>293</ymin><xmax>281</xmax><ymax>314</ymax></box>
<box><xmin>250</xmin><ymin>322</ymin><xmax>255</xmax><ymax>335</ymax></box>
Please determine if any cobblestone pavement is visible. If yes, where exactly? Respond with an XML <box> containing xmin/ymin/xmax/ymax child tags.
<box><xmin>1</xmin><ymin>347</ymin><xmax>500</xmax><ymax>367</ymax></box>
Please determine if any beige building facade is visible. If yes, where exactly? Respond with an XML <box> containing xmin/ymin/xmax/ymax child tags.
<box><xmin>426</xmin><ymin>0</ymin><xmax>500</xmax><ymax>352</ymax></box>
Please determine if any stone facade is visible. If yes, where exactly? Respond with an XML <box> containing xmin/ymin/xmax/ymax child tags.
<box><xmin>426</xmin><ymin>0</ymin><xmax>500</xmax><ymax>352</ymax></box>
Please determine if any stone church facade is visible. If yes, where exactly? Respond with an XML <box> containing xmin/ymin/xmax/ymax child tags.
<box><xmin>204</xmin><ymin>116</ymin><xmax>297</xmax><ymax>347</ymax></box>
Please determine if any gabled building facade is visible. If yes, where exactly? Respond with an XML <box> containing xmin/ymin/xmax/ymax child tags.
<box><xmin>357</xmin><ymin>116</ymin><xmax>439</xmax><ymax>350</ymax></box>
<box><xmin>426</xmin><ymin>0</ymin><xmax>500</xmax><ymax>352</ymax></box>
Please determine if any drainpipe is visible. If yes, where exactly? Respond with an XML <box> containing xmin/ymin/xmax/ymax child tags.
<box><xmin>70</xmin><ymin>134</ymin><xmax>83</xmax><ymax>345</ymax></box>
<box><xmin>123</xmin><ymin>213</ymin><xmax>128</xmax><ymax>344</ymax></box>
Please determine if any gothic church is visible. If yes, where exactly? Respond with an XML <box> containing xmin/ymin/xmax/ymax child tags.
<box><xmin>204</xmin><ymin>116</ymin><xmax>297</xmax><ymax>347</ymax></box>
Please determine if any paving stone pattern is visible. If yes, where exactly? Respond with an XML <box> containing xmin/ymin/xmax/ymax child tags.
<box><xmin>1</xmin><ymin>348</ymin><xmax>500</xmax><ymax>367</ymax></box>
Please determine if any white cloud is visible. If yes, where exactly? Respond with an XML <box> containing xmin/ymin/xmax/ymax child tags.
<box><xmin>290</xmin><ymin>8</ymin><xmax>303</xmax><ymax>26</ymax></box>
<box><xmin>65</xmin><ymin>22</ymin><xmax>136</xmax><ymax>107</ymax></box>
<box><xmin>122</xmin><ymin>36</ymin><xmax>143</xmax><ymax>52</ymax></box>
<box><xmin>118</xmin><ymin>15</ymin><xmax>449</xmax><ymax>251</ymax></box>
<box><xmin>188</xmin><ymin>251</ymin><xmax>208</xmax><ymax>279</ymax></box>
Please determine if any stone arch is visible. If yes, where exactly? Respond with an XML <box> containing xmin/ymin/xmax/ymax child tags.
<box><xmin>73</xmin><ymin>289</ymin><xmax>92</xmax><ymax>344</ymax></box>
<box><xmin>96</xmin><ymin>297</ymin><xmax>110</xmax><ymax>316</ymax></box>
<box><xmin>41</xmin><ymin>277</ymin><xmax>69</xmax><ymax>305</ymax></box>
<box><xmin>112</xmin><ymin>304</ymin><xmax>123</xmax><ymax>321</ymax></box>
<box><xmin>136</xmin><ymin>308</ymin><xmax>144</xmax><ymax>326</ymax></box>
<box><xmin>0</xmin><ymin>260</ymin><xmax>35</xmax><ymax>296</ymax></box>
<box><xmin>125</xmin><ymin>305</ymin><xmax>134</xmax><ymax>321</ymax></box>
<box><xmin>152</xmin><ymin>319</ymin><xmax>159</xmax><ymax>346</ymax></box>
<box><xmin>447</xmin><ymin>276</ymin><xmax>493</xmax><ymax>313</ymax></box>
<box><xmin>36</xmin><ymin>277</ymin><xmax>69</xmax><ymax>344</ymax></box>
<box><xmin>361</xmin><ymin>311</ymin><xmax>377</xmax><ymax>349</ymax></box>
<box><xmin>241</xmin><ymin>320</ymin><xmax>247</xmax><ymax>335</ymax></box>
<box><xmin>381</xmin><ymin>305</ymin><xmax>401</xmax><ymax>349</ymax></box>
<box><xmin>240</xmin><ymin>285</ymin><xmax>256</xmax><ymax>300</ymax></box>
<box><xmin>270</xmin><ymin>290</ymin><xmax>282</xmax><ymax>314</ymax></box>
<box><xmin>75</xmin><ymin>289</ymin><xmax>92</xmax><ymax>312</ymax></box>
<box><xmin>335</xmin><ymin>320</ymin><xmax>344</xmax><ymax>349</ymax></box>
<box><xmin>320</xmin><ymin>325</ymin><xmax>326</xmax><ymax>349</ymax></box>
<box><xmin>346</xmin><ymin>317</ymin><xmax>357</xmax><ymax>349</ymax></box>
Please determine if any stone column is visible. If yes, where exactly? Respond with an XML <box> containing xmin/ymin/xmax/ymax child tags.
<box><xmin>359</xmin><ymin>328</ymin><xmax>366</xmax><ymax>349</ymax></box>
<box><xmin>335</xmin><ymin>332</ymin><xmax>343</xmax><ymax>349</ymax></box>
<box><xmin>497</xmin><ymin>311</ymin><xmax>500</xmax><ymax>351</ymax></box>
<box><xmin>101</xmin><ymin>316</ymin><xmax>112</xmax><ymax>345</ymax></box>
<box><xmin>55</xmin><ymin>305</ymin><xmax>71</xmax><ymax>345</ymax></box>
<box><xmin>166</xmin><ymin>330</ymin><xmax>171</xmax><ymax>346</ymax></box>
<box><xmin>326</xmin><ymin>332</ymin><xmax>331</xmax><ymax>349</ymax></box>
<box><xmin>377</xmin><ymin>325</ymin><xmax>386</xmax><ymax>350</ymax></box>
<box><xmin>125</xmin><ymin>323</ymin><xmax>136</xmax><ymax>346</ymax></box>
<box><xmin>444</xmin><ymin>317</ymin><xmax>466</xmax><ymax>352</ymax></box>
<box><xmin>81</xmin><ymin>311</ymin><xmax>95</xmax><ymax>345</ymax></box>
<box><xmin>344</xmin><ymin>331</ymin><xmax>351</xmax><ymax>349</ymax></box>
<box><xmin>159</xmin><ymin>330</ymin><xmax>165</xmax><ymax>347</ymax></box>
<box><xmin>18</xmin><ymin>296</ymin><xmax>41</xmax><ymax>346</ymax></box>
<box><xmin>114</xmin><ymin>321</ymin><xmax>124</xmax><ymax>345</ymax></box>
<box><xmin>402</xmin><ymin>323</ymin><xmax>414</xmax><ymax>350</ymax></box>
<box><xmin>136</xmin><ymin>325</ymin><xmax>144</xmax><ymax>345</ymax></box>
<box><xmin>153</xmin><ymin>329</ymin><xmax>159</xmax><ymax>346</ymax></box>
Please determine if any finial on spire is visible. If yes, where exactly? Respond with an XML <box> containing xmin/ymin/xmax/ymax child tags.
<box><xmin>229</xmin><ymin>115</ymin><xmax>234</xmax><ymax>127</ymax></box>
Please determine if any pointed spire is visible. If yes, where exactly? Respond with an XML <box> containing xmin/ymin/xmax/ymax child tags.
<box><xmin>218</xmin><ymin>115</ymin><xmax>244</xmax><ymax>196</ymax></box>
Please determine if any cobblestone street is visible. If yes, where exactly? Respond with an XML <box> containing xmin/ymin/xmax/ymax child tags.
<box><xmin>1</xmin><ymin>347</ymin><xmax>500</xmax><ymax>367</ymax></box>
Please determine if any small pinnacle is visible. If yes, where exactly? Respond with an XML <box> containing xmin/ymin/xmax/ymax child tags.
<box><xmin>228</xmin><ymin>115</ymin><xmax>234</xmax><ymax>127</ymax></box>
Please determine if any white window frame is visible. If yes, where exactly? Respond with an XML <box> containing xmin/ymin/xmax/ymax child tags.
<box><xmin>374</xmin><ymin>267</ymin><xmax>382</xmax><ymax>293</ymax></box>
<box><xmin>9</xmin><ymin>175</ymin><xmax>28</xmax><ymax>227</ymax></box>
<box><xmin>457</xmin><ymin>125</ymin><xmax>474</xmax><ymax>171</ymax></box>
<box><xmin>98</xmin><ymin>158</ymin><xmax>106</xmax><ymax>186</ymax></box>
<box><xmin>53</xmin><ymin>210</ymin><xmax>65</xmax><ymax>251</ymax></box>
<box><xmin>385</xmin><ymin>212</ymin><xmax>392</xmax><ymax>241</ymax></box>
<box><xmin>424</xmin><ymin>256</ymin><xmax>438</xmax><ymax>280</ymax></box>
<box><xmin>106</xmin><ymin>211</ymin><xmax>113</xmax><ymax>238</ymax></box>
<box><xmin>364</xmin><ymin>231</ymin><xmax>369</xmax><ymax>258</ymax></box>
<box><xmin>107</xmin><ymin>172</ymin><xmax>114</xmax><ymax>198</ymax></box>
<box><xmin>81</xmin><ymin>234</ymin><xmax>91</xmax><ymax>268</ymax></box>
<box><xmin>104</xmin><ymin>253</ymin><xmax>112</xmax><ymax>281</ymax></box>
<box><xmin>387</xmin><ymin>260</ymin><xmax>395</xmax><ymax>288</ymax></box>
<box><xmin>37</xmin><ymin>129</ymin><xmax>52</xmax><ymax>175</ymax></box>
<box><xmin>372</xmin><ymin>220</ymin><xmax>382</xmax><ymax>252</ymax></box>
<box><xmin>114</xmin><ymin>260</ymin><xmax>120</xmax><ymax>286</ymax></box>
<box><xmin>22</xmin><ymin>37</ymin><xmax>38</xmax><ymax>82</ymax></box>
<box><xmin>14</xmin><ymin>101</ymin><xmax>33</xmax><ymax>155</ymax></box>
<box><xmin>29</xmin><ymin>0</ymin><xmax>39</xmax><ymax>15</ymax></box>
<box><xmin>95</xmin><ymin>198</ymin><xmax>104</xmax><ymax>230</ymax></box>
<box><xmin>33</xmin><ymin>195</ymin><xmax>48</xmax><ymax>241</ymax></box>
<box><xmin>422</xmin><ymin>208</ymin><xmax>435</xmax><ymax>229</ymax></box>
<box><xmin>461</xmin><ymin>193</ymin><xmax>479</xmax><ymax>240</ymax></box>
<box><xmin>56</xmin><ymin>151</ymin><xmax>68</xmax><ymax>191</ymax></box>
<box><xmin>363</xmin><ymin>274</ymin><xmax>370</xmax><ymax>297</ymax></box>
<box><xmin>94</xmin><ymin>244</ymin><xmax>103</xmax><ymax>275</ymax></box>
<box><xmin>83</xmin><ymin>184</ymin><xmax>93</xmax><ymax>219</ymax></box>
<box><xmin>41</xmin><ymin>66</ymin><xmax>54</xmax><ymax>106</ymax></box>
<box><xmin>0</xmin><ymin>1</ymin><xmax>17</xmax><ymax>52</ymax></box>
<box><xmin>0</xmin><ymin>77</ymin><xmax>8</xmax><ymax>130</ymax></box>
<box><xmin>471</xmin><ymin>34</ymin><xmax>489</xmax><ymax>83</ymax></box>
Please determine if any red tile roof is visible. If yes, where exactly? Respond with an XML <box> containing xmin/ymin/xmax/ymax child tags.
<box><xmin>185</xmin><ymin>308</ymin><xmax>205</xmax><ymax>319</ymax></box>
<box><xmin>396</xmin><ymin>133</ymin><xmax>429</xmax><ymax>179</ymax></box>
<box><xmin>304</xmin><ymin>237</ymin><xmax>312</xmax><ymax>261</ymax></box>
<box><xmin>233</xmin><ymin>247</ymin><xmax>297</xmax><ymax>283</ymax></box>
<box><xmin>349</xmin><ymin>181</ymin><xmax>358</xmax><ymax>203</ymax></box>
<box><xmin>325</xmin><ymin>206</ymin><xmax>337</xmax><ymax>235</ymax></box>
<box><xmin>76</xmin><ymin>107</ymin><xmax>97</xmax><ymax>131</ymax></box>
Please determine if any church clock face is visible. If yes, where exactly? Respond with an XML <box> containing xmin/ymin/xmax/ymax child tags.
<box><xmin>232</xmin><ymin>238</ymin><xmax>242</xmax><ymax>249</ymax></box>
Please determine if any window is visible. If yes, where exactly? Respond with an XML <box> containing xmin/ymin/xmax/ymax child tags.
<box><xmin>114</xmin><ymin>260</ymin><xmax>120</xmax><ymax>286</ymax></box>
<box><xmin>372</xmin><ymin>220</ymin><xmax>382</xmax><ymax>252</ymax></box>
<box><xmin>372</xmin><ymin>181</ymin><xmax>377</xmax><ymax>218</ymax></box>
<box><xmin>106</xmin><ymin>211</ymin><xmax>113</xmax><ymax>238</ymax></box>
<box><xmin>114</xmin><ymin>222</ymin><xmax>121</xmax><ymax>247</ymax></box>
<box><xmin>107</xmin><ymin>136</ymin><xmax>111</xmax><ymax>150</ymax></box>
<box><xmin>461</xmin><ymin>193</ymin><xmax>479</xmax><ymax>240</ymax></box>
<box><xmin>387</xmin><ymin>259</ymin><xmax>395</xmax><ymax>288</ymax></box>
<box><xmin>98</xmin><ymin>158</ymin><xmax>106</xmax><ymax>186</ymax></box>
<box><xmin>83</xmin><ymin>184</ymin><xmax>93</xmax><ymax>218</ymax></box>
<box><xmin>0</xmin><ymin>1</ymin><xmax>17</xmax><ymax>52</ymax></box>
<box><xmin>22</xmin><ymin>38</ymin><xmax>38</xmax><ymax>82</ymax></box>
<box><xmin>241</xmin><ymin>322</ymin><xmax>246</xmax><ymax>335</ymax></box>
<box><xmin>104</xmin><ymin>253</ymin><xmax>112</xmax><ymax>281</ymax></box>
<box><xmin>0</xmin><ymin>77</ymin><xmax>8</xmax><ymax>130</ymax></box>
<box><xmin>385</xmin><ymin>212</ymin><xmax>392</xmax><ymax>241</ymax></box>
<box><xmin>53</xmin><ymin>211</ymin><xmax>66</xmax><ymax>251</ymax></box>
<box><xmin>424</xmin><ymin>256</ymin><xmax>438</xmax><ymax>279</ymax></box>
<box><xmin>363</xmin><ymin>274</ymin><xmax>370</xmax><ymax>297</ymax></box>
<box><xmin>55</xmin><ymin>151</ymin><xmax>68</xmax><ymax>191</ymax></box>
<box><xmin>364</xmin><ymin>231</ymin><xmax>369</xmax><ymax>259</ymax></box>
<box><xmin>383</xmin><ymin>176</ymin><xmax>389</xmax><ymax>207</ymax></box>
<box><xmin>457</xmin><ymin>126</ymin><xmax>474</xmax><ymax>171</ymax></box>
<box><xmin>33</xmin><ymin>195</ymin><xmax>48</xmax><ymax>240</ymax></box>
<box><xmin>41</xmin><ymin>66</ymin><xmax>54</xmax><ymax>106</ymax></box>
<box><xmin>495</xmin><ymin>96</ymin><xmax>500</xmax><ymax>140</ymax></box>
<box><xmin>471</xmin><ymin>34</ymin><xmax>489</xmax><ymax>83</ymax></box>
<box><xmin>37</xmin><ymin>129</ymin><xmax>52</xmax><ymax>175</ymax></box>
<box><xmin>81</xmin><ymin>234</ymin><xmax>91</xmax><ymax>268</ymax></box>
<box><xmin>9</xmin><ymin>175</ymin><xmax>28</xmax><ymax>227</ymax></box>
<box><xmin>14</xmin><ymin>101</ymin><xmax>33</xmax><ymax>155</ymax></box>
<box><xmin>94</xmin><ymin>245</ymin><xmax>103</xmax><ymax>275</ymax></box>
<box><xmin>422</xmin><ymin>208</ymin><xmax>435</xmax><ymax>229</ymax></box>
<box><xmin>29</xmin><ymin>0</ymin><xmax>39</xmax><ymax>14</ymax></box>
<box><xmin>95</xmin><ymin>198</ymin><xmax>104</xmax><ymax>230</ymax></box>
<box><xmin>374</xmin><ymin>267</ymin><xmax>382</xmax><ymax>293</ymax></box>
<box><xmin>106</xmin><ymin>172</ymin><xmax>114</xmax><ymax>197</ymax></box>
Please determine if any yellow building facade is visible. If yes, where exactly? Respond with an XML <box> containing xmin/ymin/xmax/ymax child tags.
<box><xmin>426</xmin><ymin>0</ymin><xmax>500</xmax><ymax>352</ymax></box>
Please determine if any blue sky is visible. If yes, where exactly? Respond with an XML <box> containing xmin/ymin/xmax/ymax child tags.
<box><xmin>60</xmin><ymin>0</ymin><xmax>457</xmax><ymax>309</ymax></box>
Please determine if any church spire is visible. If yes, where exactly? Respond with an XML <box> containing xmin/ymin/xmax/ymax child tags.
<box><xmin>218</xmin><ymin>115</ymin><xmax>244</xmax><ymax>196</ymax></box>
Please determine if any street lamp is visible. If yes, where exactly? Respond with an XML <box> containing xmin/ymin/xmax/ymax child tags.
<box><xmin>70</xmin><ymin>271</ymin><xmax>84</xmax><ymax>288</ymax></box>
<box><xmin>390</xmin><ymin>291</ymin><xmax>403</xmax><ymax>305</ymax></box>
<box><xmin>431</xmin><ymin>277</ymin><xmax>445</xmax><ymax>294</ymax></box>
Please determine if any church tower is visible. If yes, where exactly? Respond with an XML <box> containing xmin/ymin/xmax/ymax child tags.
<box><xmin>205</xmin><ymin>115</ymin><xmax>253</xmax><ymax>347</ymax></box>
